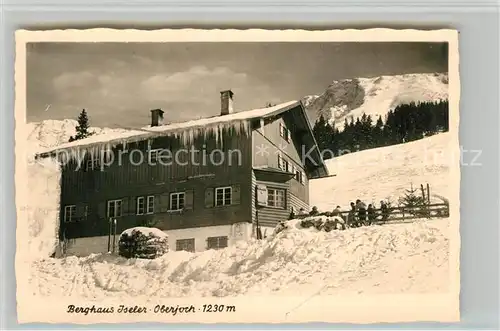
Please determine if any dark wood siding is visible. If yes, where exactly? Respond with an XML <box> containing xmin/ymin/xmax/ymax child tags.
<box><xmin>253</xmin><ymin>178</ymin><xmax>309</xmax><ymax>228</ymax></box>
<box><xmin>59</xmin><ymin>130</ymin><xmax>253</xmax><ymax>239</ymax></box>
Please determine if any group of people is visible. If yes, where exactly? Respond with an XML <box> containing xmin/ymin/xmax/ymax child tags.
<box><xmin>293</xmin><ymin>199</ymin><xmax>390</xmax><ymax>228</ymax></box>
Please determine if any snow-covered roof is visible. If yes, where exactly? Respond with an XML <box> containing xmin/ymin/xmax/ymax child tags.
<box><xmin>37</xmin><ymin>100</ymin><xmax>300</xmax><ymax>157</ymax></box>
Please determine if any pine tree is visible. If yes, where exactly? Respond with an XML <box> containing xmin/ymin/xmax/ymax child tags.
<box><xmin>398</xmin><ymin>183</ymin><xmax>425</xmax><ymax>215</ymax></box>
<box><xmin>69</xmin><ymin>109</ymin><xmax>95</xmax><ymax>142</ymax></box>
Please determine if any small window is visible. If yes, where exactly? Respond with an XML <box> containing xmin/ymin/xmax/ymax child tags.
<box><xmin>215</xmin><ymin>187</ymin><xmax>232</xmax><ymax>206</ymax></box>
<box><xmin>277</xmin><ymin>154</ymin><xmax>288</xmax><ymax>172</ymax></box>
<box><xmin>300</xmin><ymin>171</ymin><xmax>306</xmax><ymax>185</ymax></box>
<box><xmin>146</xmin><ymin>195</ymin><xmax>155</xmax><ymax>214</ymax></box>
<box><xmin>207</xmin><ymin>236</ymin><xmax>228</xmax><ymax>250</ymax></box>
<box><xmin>107</xmin><ymin>199</ymin><xmax>122</xmax><ymax>218</ymax></box>
<box><xmin>64</xmin><ymin>205</ymin><xmax>76</xmax><ymax>222</ymax></box>
<box><xmin>148</xmin><ymin>149</ymin><xmax>162</xmax><ymax>163</ymax></box>
<box><xmin>170</xmin><ymin>192</ymin><xmax>185</xmax><ymax>211</ymax></box>
<box><xmin>136</xmin><ymin>197</ymin><xmax>145</xmax><ymax>215</ymax></box>
<box><xmin>176</xmin><ymin>238</ymin><xmax>195</xmax><ymax>252</ymax></box>
<box><xmin>268</xmin><ymin>188</ymin><xmax>286</xmax><ymax>209</ymax></box>
<box><xmin>279</xmin><ymin>122</ymin><xmax>290</xmax><ymax>142</ymax></box>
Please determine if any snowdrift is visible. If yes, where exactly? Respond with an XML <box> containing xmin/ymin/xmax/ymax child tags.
<box><xmin>21</xmin><ymin>157</ymin><xmax>62</xmax><ymax>259</ymax></box>
<box><xmin>29</xmin><ymin>217</ymin><xmax>450</xmax><ymax>300</ymax></box>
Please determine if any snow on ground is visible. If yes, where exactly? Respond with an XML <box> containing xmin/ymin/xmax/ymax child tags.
<box><xmin>28</xmin><ymin>217</ymin><xmax>450</xmax><ymax>300</ymax></box>
<box><xmin>310</xmin><ymin>132</ymin><xmax>454</xmax><ymax>211</ymax></box>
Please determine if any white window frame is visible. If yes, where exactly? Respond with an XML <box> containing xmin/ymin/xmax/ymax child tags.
<box><xmin>148</xmin><ymin>149</ymin><xmax>162</xmax><ymax>163</ymax></box>
<box><xmin>107</xmin><ymin>199</ymin><xmax>122</xmax><ymax>218</ymax></box>
<box><xmin>64</xmin><ymin>205</ymin><xmax>76</xmax><ymax>222</ymax></box>
<box><xmin>146</xmin><ymin>195</ymin><xmax>155</xmax><ymax>214</ymax></box>
<box><xmin>279</xmin><ymin>122</ymin><xmax>290</xmax><ymax>142</ymax></box>
<box><xmin>136</xmin><ymin>197</ymin><xmax>145</xmax><ymax>215</ymax></box>
<box><xmin>267</xmin><ymin>188</ymin><xmax>286</xmax><ymax>209</ymax></box>
<box><xmin>278</xmin><ymin>154</ymin><xmax>288</xmax><ymax>172</ymax></box>
<box><xmin>215</xmin><ymin>186</ymin><xmax>232</xmax><ymax>207</ymax></box>
<box><xmin>169</xmin><ymin>192</ymin><xmax>185</xmax><ymax>211</ymax></box>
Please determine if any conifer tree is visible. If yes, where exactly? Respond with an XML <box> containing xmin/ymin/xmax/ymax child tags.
<box><xmin>69</xmin><ymin>109</ymin><xmax>95</xmax><ymax>142</ymax></box>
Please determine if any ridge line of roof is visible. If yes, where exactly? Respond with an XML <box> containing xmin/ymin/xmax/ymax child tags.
<box><xmin>36</xmin><ymin>100</ymin><xmax>301</xmax><ymax>157</ymax></box>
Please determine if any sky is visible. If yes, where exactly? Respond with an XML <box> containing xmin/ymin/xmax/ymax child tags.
<box><xmin>27</xmin><ymin>42</ymin><xmax>448</xmax><ymax>128</ymax></box>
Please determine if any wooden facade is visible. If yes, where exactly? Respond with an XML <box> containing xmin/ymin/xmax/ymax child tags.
<box><xmin>47</xmin><ymin>101</ymin><xmax>328</xmax><ymax>250</ymax></box>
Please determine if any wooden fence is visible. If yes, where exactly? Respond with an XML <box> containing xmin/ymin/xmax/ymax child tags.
<box><xmin>295</xmin><ymin>203</ymin><xmax>450</xmax><ymax>226</ymax></box>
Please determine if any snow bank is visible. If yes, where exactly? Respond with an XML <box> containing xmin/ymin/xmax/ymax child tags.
<box><xmin>22</xmin><ymin>157</ymin><xmax>62</xmax><ymax>259</ymax></box>
<box><xmin>29</xmin><ymin>217</ymin><xmax>450</xmax><ymax>300</ymax></box>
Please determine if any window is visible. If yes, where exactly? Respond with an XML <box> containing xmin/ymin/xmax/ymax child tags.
<box><xmin>300</xmin><ymin>171</ymin><xmax>306</xmax><ymax>185</ymax></box>
<box><xmin>215</xmin><ymin>187</ymin><xmax>232</xmax><ymax>206</ymax></box>
<box><xmin>277</xmin><ymin>154</ymin><xmax>289</xmax><ymax>172</ymax></box>
<box><xmin>207</xmin><ymin>236</ymin><xmax>228</xmax><ymax>250</ymax></box>
<box><xmin>176</xmin><ymin>238</ymin><xmax>195</xmax><ymax>252</ymax></box>
<box><xmin>107</xmin><ymin>199</ymin><xmax>122</xmax><ymax>218</ymax></box>
<box><xmin>279</xmin><ymin>122</ymin><xmax>290</xmax><ymax>142</ymax></box>
<box><xmin>146</xmin><ymin>195</ymin><xmax>155</xmax><ymax>214</ymax></box>
<box><xmin>136</xmin><ymin>197</ymin><xmax>145</xmax><ymax>215</ymax></box>
<box><xmin>170</xmin><ymin>192</ymin><xmax>185</xmax><ymax>211</ymax></box>
<box><xmin>148</xmin><ymin>149</ymin><xmax>162</xmax><ymax>163</ymax></box>
<box><xmin>268</xmin><ymin>188</ymin><xmax>286</xmax><ymax>208</ymax></box>
<box><xmin>64</xmin><ymin>205</ymin><xmax>76</xmax><ymax>222</ymax></box>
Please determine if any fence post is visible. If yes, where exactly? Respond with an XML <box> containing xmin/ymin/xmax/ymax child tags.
<box><xmin>427</xmin><ymin>183</ymin><xmax>431</xmax><ymax>205</ymax></box>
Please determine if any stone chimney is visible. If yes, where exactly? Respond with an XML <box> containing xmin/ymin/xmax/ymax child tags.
<box><xmin>150</xmin><ymin>108</ymin><xmax>164</xmax><ymax>127</ymax></box>
<box><xmin>220</xmin><ymin>90</ymin><xmax>234</xmax><ymax>115</ymax></box>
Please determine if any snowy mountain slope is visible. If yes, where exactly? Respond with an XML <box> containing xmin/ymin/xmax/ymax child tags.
<box><xmin>309</xmin><ymin>132</ymin><xmax>453</xmax><ymax>211</ymax></box>
<box><xmin>303</xmin><ymin>72</ymin><xmax>449</xmax><ymax>128</ymax></box>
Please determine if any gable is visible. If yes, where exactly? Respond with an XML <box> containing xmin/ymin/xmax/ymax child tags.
<box><xmin>252</xmin><ymin>103</ymin><xmax>328</xmax><ymax>179</ymax></box>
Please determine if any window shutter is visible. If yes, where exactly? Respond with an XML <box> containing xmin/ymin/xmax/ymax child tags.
<box><xmin>231</xmin><ymin>185</ymin><xmax>241</xmax><ymax>205</ymax></box>
<box><xmin>76</xmin><ymin>204</ymin><xmax>84</xmax><ymax>218</ymax></box>
<box><xmin>287</xmin><ymin>129</ymin><xmax>291</xmax><ymax>142</ymax></box>
<box><xmin>130</xmin><ymin>197</ymin><xmax>137</xmax><ymax>215</ymax></box>
<box><xmin>159</xmin><ymin>193</ymin><xmax>170</xmax><ymax>212</ymax></box>
<box><xmin>98</xmin><ymin>201</ymin><xmax>106</xmax><ymax>219</ymax></box>
<box><xmin>184</xmin><ymin>190</ymin><xmax>194</xmax><ymax>210</ymax></box>
<box><xmin>205</xmin><ymin>188</ymin><xmax>214</xmax><ymax>208</ymax></box>
<box><xmin>122</xmin><ymin>198</ymin><xmax>129</xmax><ymax>216</ymax></box>
<box><xmin>301</xmin><ymin>171</ymin><xmax>306</xmax><ymax>184</ymax></box>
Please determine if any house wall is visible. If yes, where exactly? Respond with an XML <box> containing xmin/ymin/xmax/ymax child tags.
<box><xmin>63</xmin><ymin>222</ymin><xmax>253</xmax><ymax>256</ymax></box>
<box><xmin>251</xmin><ymin>115</ymin><xmax>310</xmax><ymax>229</ymax></box>
<box><xmin>59</xmin><ymin>130</ymin><xmax>253</xmax><ymax>241</ymax></box>
<box><xmin>252</xmin><ymin>116</ymin><xmax>310</xmax><ymax>201</ymax></box>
